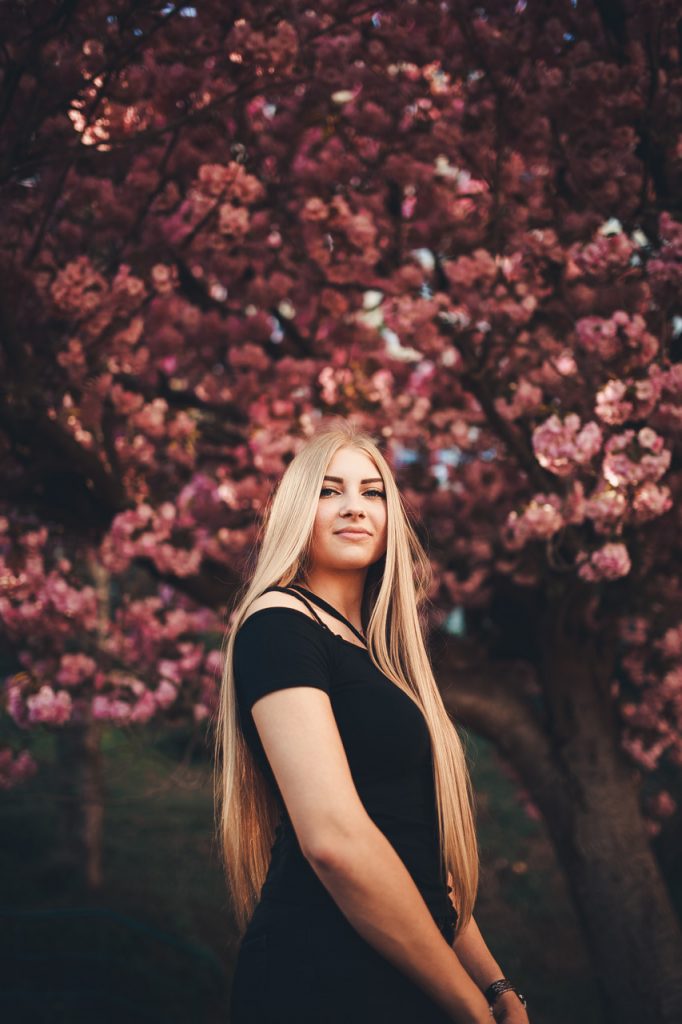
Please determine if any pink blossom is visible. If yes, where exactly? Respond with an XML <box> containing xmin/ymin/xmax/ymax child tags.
<box><xmin>637</xmin><ymin>426</ymin><xmax>664</xmax><ymax>452</ymax></box>
<box><xmin>602</xmin><ymin>430</ymin><xmax>671</xmax><ymax>486</ymax></box>
<box><xmin>631</xmin><ymin>482</ymin><xmax>673</xmax><ymax>522</ymax></box>
<box><xmin>532</xmin><ymin>414</ymin><xmax>603</xmax><ymax>476</ymax></box>
<box><xmin>57</xmin><ymin>653</ymin><xmax>98</xmax><ymax>687</ymax></box>
<box><xmin>495</xmin><ymin>378</ymin><xmax>543</xmax><ymax>421</ymax></box>
<box><xmin>155</xmin><ymin>679</ymin><xmax>178</xmax><ymax>709</ymax></box>
<box><xmin>505</xmin><ymin>494</ymin><xmax>564</xmax><ymax>545</ymax></box>
<box><xmin>26</xmin><ymin>686</ymin><xmax>73</xmax><ymax>725</ymax></box>
<box><xmin>595</xmin><ymin>379</ymin><xmax>633</xmax><ymax>425</ymax></box>
<box><xmin>92</xmin><ymin>695</ymin><xmax>132</xmax><ymax>723</ymax></box>
<box><xmin>578</xmin><ymin>542</ymin><xmax>631</xmax><ymax>582</ymax></box>
<box><xmin>575</xmin><ymin>311</ymin><xmax>659</xmax><ymax>364</ymax></box>
<box><xmin>50</xmin><ymin>256</ymin><xmax>107</xmax><ymax>316</ymax></box>
<box><xmin>584</xmin><ymin>484</ymin><xmax>627</xmax><ymax>532</ymax></box>
<box><xmin>0</xmin><ymin>748</ymin><xmax>38</xmax><ymax>789</ymax></box>
<box><xmin>158</xmin><ymin>659</ymin><xmax>183</xmax><ymax>684</ymax></box>
<box><xmin>130</xmin><ymin>689</ymin><xmax>157</xmax><ymax>723</ymax></box>
<box><xmin>657</xmin><ymin>624</ymin><xmax>682</xmax><ymax>659</ymax></box>
<box><xmin>302</xmin><ymin>197</ymin><xmax>328</xmax><ymax>222</ymax></box>
<box><xmin>193</xmin><ymin>703</ymin><xmax>210</xmax><ymax>722</ymax></box>
<box><xmin>662</xmin><ymin>668</ymin><xmax>682</xmax><ymax>695</ymax></box>
<box><xmin>218</xmin><ymin>203</ymin><xmax>250</xmax><ymax>237</ymax></box>
<box><xmin>204</xmin><ymin>649</ymin><xmax>222</xmax><ymax>675</ymax></box>
<box><xmin>648</xmin><ymin>791</ymin><xmax>677</xmax><ymax>818</ymax></box>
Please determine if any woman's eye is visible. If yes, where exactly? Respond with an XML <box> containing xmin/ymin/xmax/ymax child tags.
<box><xmin>320</xmin><ymin>488</ymin><xmax>385</xmax><ymax>498</ymax></box>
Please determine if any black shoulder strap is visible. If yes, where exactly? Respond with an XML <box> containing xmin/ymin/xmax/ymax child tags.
<box><xmin>287</xmin><ymin>584</ymin><xmax>367</xmax><ymax>646</ymax></box>
<box><xmin>260</xmin><ymin>585</ymin><xmax>332</xmax><ymax>633</ymax></box>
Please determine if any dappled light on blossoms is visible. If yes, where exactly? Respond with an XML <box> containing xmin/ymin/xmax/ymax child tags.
<box><xmin>1</xmin><ymin>516</ymin><xmax>222</xmax><ymax>736</ymax></box>
<box><xmin>0</xmin><ymin>0</ymin><xmax>681</xmax><ymax>825</ymax></box>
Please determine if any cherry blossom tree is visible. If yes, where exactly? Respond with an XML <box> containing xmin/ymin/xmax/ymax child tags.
<box><xmin>1</xmin><ymin>2</ymin><xmax>681</xmax><ymax>1021</ymax></box>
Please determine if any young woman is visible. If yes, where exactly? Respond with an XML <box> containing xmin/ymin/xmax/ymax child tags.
<box><xmin>215</xmin><ymin>420</ymin><xmax>530</xmax><ymax>1024</ymax></box>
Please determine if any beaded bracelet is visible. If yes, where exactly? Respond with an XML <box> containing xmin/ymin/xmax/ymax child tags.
<box><xmin>484</xmin><ymin>978</ymin><xmax>527</xmax><ymax>1014</ymax></box>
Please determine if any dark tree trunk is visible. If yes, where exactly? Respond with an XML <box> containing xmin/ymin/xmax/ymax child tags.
<box><xmin>54</xmin><ymin>718</ymin><xmax>104</xmax><ymax>891</ymax></box>
<box><xmin>436</xmin><ymin>584</ymin><xmax>682</xmax><ymax>1024</ymax></box>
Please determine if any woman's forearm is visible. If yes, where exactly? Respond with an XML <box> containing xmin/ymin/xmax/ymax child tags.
<box><xmin>307</xmin><ymin>820</ymin><xmax>492</xmax><ymax>1024</ymax></box>
<box><xmin>451</xmin><ymin>906</ymin><xmax>526</xmax><ymax>1019</ymax></box>
<box><xmin>452</xmin><ymin>912</ymin><xmax>505</xmax><ymax>989</ymax></box>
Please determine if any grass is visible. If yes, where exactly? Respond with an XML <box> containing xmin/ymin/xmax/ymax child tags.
<box><xmin>0</xmin><ymin>723</ymin><xmax>605</xmax><ymax>1023</ymax></box>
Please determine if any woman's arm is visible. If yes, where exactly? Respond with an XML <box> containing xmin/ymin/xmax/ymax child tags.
<box><xmin>448</xmin><ymin>878</ymin><xmax>529</xmax><ymax>1023</ymax></box>
<box><xmin>308</xmin><ymin>821</ymin><xmax>494</xmax><ymax>1024</ymax></box>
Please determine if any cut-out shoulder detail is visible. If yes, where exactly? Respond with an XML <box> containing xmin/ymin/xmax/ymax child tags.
<box><xmin>241</xmin><ymin>591</ymin><xmax>322</xmax><ymax>627</ymax></box>
<box><xmin>238</xmin><ymin>606</ymin><xmax>371</xmax><ymax>654</ymax></box>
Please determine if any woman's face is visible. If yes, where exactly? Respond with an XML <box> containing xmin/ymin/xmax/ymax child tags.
<box><xmin>309</xmin><ymin>447</ymin><xmax>388</xmax><ymax>573</ymax></box>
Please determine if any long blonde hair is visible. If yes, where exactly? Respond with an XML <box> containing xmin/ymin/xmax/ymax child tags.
<box><xmin>214</xmin><ymin>418</ymin><xmax>479</xmax><ymax>937</ymax></box>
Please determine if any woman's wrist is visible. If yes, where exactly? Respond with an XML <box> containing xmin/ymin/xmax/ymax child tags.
<box><xmin>491</xmin><ymin>988</ymin><xmax>528</xmax><ymax>1020</ymax></box>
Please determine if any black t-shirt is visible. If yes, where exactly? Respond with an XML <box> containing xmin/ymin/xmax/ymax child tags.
<box><xmin>233</xmin><ymin>606</ymin><xmax>456</xmax><ymax>927</ymax></box>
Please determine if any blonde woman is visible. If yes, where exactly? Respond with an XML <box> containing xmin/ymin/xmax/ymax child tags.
<box><xmin>215</xmin><ymin>419</ymin><xmax>529</xmax><ymax>1024</ymax></box>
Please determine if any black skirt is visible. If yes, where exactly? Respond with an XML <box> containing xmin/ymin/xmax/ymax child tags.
<box><xmin>230</xmin><ymin>896</ymin><xmax>456</xmax><ymax>1024</ymax></box>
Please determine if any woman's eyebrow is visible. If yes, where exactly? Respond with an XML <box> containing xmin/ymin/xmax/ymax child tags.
<box><xmin>323</xmin><ymin>475</ymin><xmax>384</xmax><ymax>484</ymax></box>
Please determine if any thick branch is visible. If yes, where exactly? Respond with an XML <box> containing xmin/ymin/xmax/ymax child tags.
<box><xmin>431</xmin><ymin>630</ymin><xmax>571</xmax><ymax>823</ymax></box>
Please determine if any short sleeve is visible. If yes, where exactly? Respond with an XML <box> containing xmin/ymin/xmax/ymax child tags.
<box><xmin>233</xmin><ymin>608</ymin><xmax>333</xmax><ymax>714</ymax></box>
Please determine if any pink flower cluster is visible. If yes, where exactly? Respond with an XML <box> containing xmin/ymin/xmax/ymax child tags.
<box><xmin>0</xmin><ymin>523</ymin><xmax>222</xmax><ymax>747</ymax></box>
<box><xmin>91</xmin><ymin>684</ymin><xmax>175</xmax><ymax>724</ymax></box>
<box><xmin>0</xmin><ymin>748</ymin><xmax>38</xmax><ymax>790</ymax></box>
<box><xmin>595</xmin><ymin>373</ymin><xmax>661</xmax><ymax>425</ymax></box>
<box><xmin>571</xmin><ymin>230</ymin><xmax>635</xmax><ymax>277</ymax></box>
<box><xmin>505</xmin><ymin>494</ymin><xmax>564</xmax><ymax>545</ymax></box>
<box><xmin>575</xmin><ymin>311</ymin><xmax>659</xmax><ymax>364</ymax></box>
<box><xmin>532</xmin><ymin>414</ymin><xmax>603</xmax><ymax>476</ymax></box>
<box><xmin>602</xmin><ymin>428</ymin><xmax>670</xmax><ymax>487</ymax></box>
<box><xmin>50</xmin><ymin>256</ymin><xmax>108</xmax><ymax>316</ymax></box>
<box><xmin>100</xmin><ymin>502</ymin><xmax>203</xmax><ymax>577</ymax></box>
<box><xmin>495</xmin><ymin>378</ymin><xmax>544</xmax><ymax>421</ymax></box>
<box><xmin>25</xmin><ymin>685</ymin><xmax>73</xmax><ymax>724</ymax></box>
<box><xmin>577</xmin><ymin>542</ymin><xmax>631</xmax><ymax>581</ymax></box>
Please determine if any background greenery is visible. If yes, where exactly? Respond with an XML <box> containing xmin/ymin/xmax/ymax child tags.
<box><xmin>0</xmin><ymin>723</ymin><xmax>611</xmax><ymax>1023</ymax></box>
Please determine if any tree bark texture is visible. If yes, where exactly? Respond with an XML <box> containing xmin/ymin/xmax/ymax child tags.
<box><xmin>435</xmin><ymin>588</ymin><xmax>682</xmax><ymax>1024</ymax></box>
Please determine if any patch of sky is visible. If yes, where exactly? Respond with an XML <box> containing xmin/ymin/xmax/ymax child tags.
<box><xmin>382</xmin><ymin>327</ymin><xmax>422</xmax><ymax>362</ymax></box>
<box><xmin>438</xmin><ymin>447</ymin><xmax>466</xmax><ymax>468</ymax></box>
<box><xmin>393</xmin><ymin>445</ymin><xmax>421</xmax><ymax>469</ymax></box>
<box><xmin>563</xmin><ymin>32</ymin><xmax>575</xmax><ymax>41</ymax></box>
<box><xmin>672</xmin><ymin>316</ymin><xmax>682</xmax><ymax>339</ymax></box>
<box><xmin>598</xmin><ymin>217</ymin><xmax>622</xmax><ymax>236</ymax></box>
<box><xmin>179</xmin><ymin>6</ymin><xmax>197</xmax><ymax>15</ymax></box>
<box><xmin>421</xmin><ymin>283</ymin><xmax>433</xmax><ymax>299</ymax></box>
<box><xmin>270</xmin><ymin>316</ymin><xmax>284</xmax><ymax>343</ymax></box>
<box><xmin>444</xmin><ymin>606</ymin><xmax>466</xmax><ymax>636</ymax></box>
<box><xmin>363</xmin><ymin>289</ymin><xmax>384</xmax><ymax>310</ymax></box>
<box><xmin>371</xmin><ymin>12</ymin><xmax>382</xmax><ymax>28</ymax></box>
<box><xmin>412</xmin><ymin>248</ymin><xmax>435</xmax><ymax>272</ymax></box>
<box><xmin>433</xmin><ymin>463</ymin><xmax>450</xmax><ymax>486</ymax></box>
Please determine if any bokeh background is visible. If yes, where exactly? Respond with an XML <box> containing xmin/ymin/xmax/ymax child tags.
<box><xmin>1</xmin><ymin>2</ymin><xmax>681</xmax><ymax>1023</ymax></box>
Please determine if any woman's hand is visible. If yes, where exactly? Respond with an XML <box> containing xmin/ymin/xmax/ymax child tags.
<box><xmin>493</xmin><ymin>991</ymin><xmax>529</xmax><ymax>1023</ymax></box>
